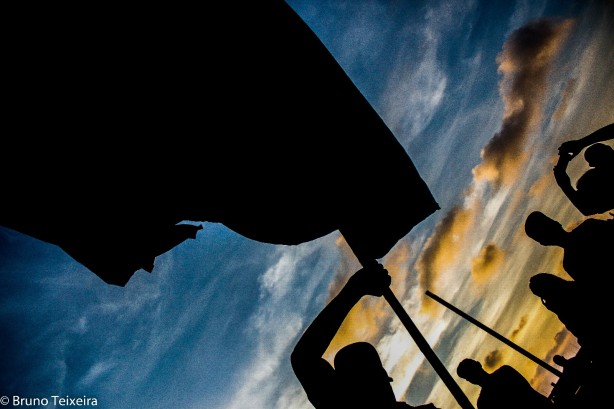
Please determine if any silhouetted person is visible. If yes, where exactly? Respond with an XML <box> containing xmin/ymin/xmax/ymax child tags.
<box><xmin>456</xmin><ymin>358</ymin><xmax>554</xmax><ymax>409</ymax></box>
<box><xmin>524</xmin><ymin>211</ymin><xmax>614</xmax><ymax>284</ymax></box>
<box><xmin>548</xmin><ymin>352</ymin><xmax>592</xmax><ymax>409</ymax></box>
<box><xmin>554</xmin><ymin>123</ymin><xmax>614</xmax><ymax>216</ymax></box>
<box><xmin>569</xmin><ymin>352</ymin><xmax>607</xmax><ymax>409</ymax></box>
<box><xmin>291</xmin><ymin>263</ymin><xmax>440</xmax><ymax>409</ymax></box>
<box><xmin>528</xmin><ymin>273</ymin><xmax>592</xmax><ymax>348</ymax></box>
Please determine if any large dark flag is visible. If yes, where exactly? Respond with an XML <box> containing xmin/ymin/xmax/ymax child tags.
<box><xmin>2</xmin><ymin>2</ymin><xmax>439</xmax><ymax>286</ymax></box>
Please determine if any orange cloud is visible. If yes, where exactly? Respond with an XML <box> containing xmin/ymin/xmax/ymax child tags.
<box><xmin>510</xmin><ymin>315</ymin><xmax>528</xmax><ymax>340</ymax></box>
<box><xmin>473</xmin><ymin>18</ymin><xmax>575</xmax><ymax>188</ymax></box>
<box><xmin>483</xmin><ymin>349</ymin><xmax>504</xmax><ymax>370</ymax></box>
<box><xmin>416</xmin><ymin>205</ymin><xmax>474</xmax><ymax>302</ymax></box>
<box><xmin>384</xmin><ymin>241</ymin><xmax>413</xmax><ymax>298</ymax></box>
<box><xmin>324</xmin><ymin>294</ymin><xmax>391</xmax><ymax>362</ymax></box>
<box><xmin>471</xmin><ymin>243</ymin><xmax>505</xmax><ymax>283</ymax></box>
<box><xmin>323</xmin><ymin>236</ymin><xmax>414</xmax><ymax>361</ymax></box>
<box><xmin>327</xmin><ymin>235</ymin><xmax>360</xmax><ymax>299</ymax></box>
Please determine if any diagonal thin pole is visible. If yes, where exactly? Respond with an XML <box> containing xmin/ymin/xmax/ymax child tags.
<box><xmin>381</xmin><ymin>289</ymin><xmax>475</xmax><ymax>409</ymax></box>
<box><xmin>358</xmin><ymin>259</ymin><xmax>475</xmax><ymax>409</ymax></box>
<box><xmin>425</xmin><ymin>290</ymin><xmax>563</xmax><ymax>378</ymax></box>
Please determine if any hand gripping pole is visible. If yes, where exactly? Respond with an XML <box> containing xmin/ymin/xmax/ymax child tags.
<box><xmin>359</xmin><ymin>258</ymin><xmax>475</xmax><ymax>409</ymax></box>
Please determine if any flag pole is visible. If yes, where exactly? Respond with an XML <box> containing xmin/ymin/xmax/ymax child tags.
<box><xmin>357</xmin><ymin>259</ymin><xmax>475</xmax><ymax>409</ymax></box>
<box><xmin>425</xmin><ymin>290</ymin><xmax>562</xmax><ymax>377</ymax></box>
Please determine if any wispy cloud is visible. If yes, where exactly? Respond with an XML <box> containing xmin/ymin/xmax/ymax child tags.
<box><xmin>381</xmin><ymin>11</ymin><xmax>450</xmax><ymax>142</ymax></box>
<box><xmin>384</xmin><ymin>50</ymin><xmax>448</xmax><ymax>142</ymax></box>
<box><xmin>78</xmin><ymin>360</ymin><xmax>118</xmax><ymax>387</ymax></box>
<box><xmin>223</xmin><ymin>238</ymin><xmax>339</xmax><ymax>409</ymax></box>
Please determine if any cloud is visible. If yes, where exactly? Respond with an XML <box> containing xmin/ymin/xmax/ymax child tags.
<box><xmin>384</xmin><ymin>241</ymin><xmax>413</xmax><ymax>298</ymax></box>
<box><xmin>318</xmin><ymin>236</ymin><xmax>415</xmax><ymax>365</ymax></box>
<box><xmin>325</xmin><ymin>236</ymin><xmax>411</xmax><ymax>311</ymax></box>
<box><xmin>416</xmin><ymin>205</ymin><xmax>475</xmax><ymax>311</ymax></box>
<box><xmin>393</xmin><ymin>55</ymin><xmax>447</xmax><ymax>140</ymax></box>
<box><xmin>552</xmin><ymin>78</ymin><xmax>578</xmax><ymax>121</ymax></box>
<box><xmin>321</xmin><ymin>245</ymin><xmax>413</xmax><ymax>362</ymax></box>
<box><xmin>531</xmin><ymin>328</ymin><xmax>579</xmax><ymax>392</ymax></box>
<box><xmin>325</xmin><ymin>235</ymin><xmax>362</xmax><ymax>300</ymax></box>
<box><xmin>78</xmin><ymin>360</ymin><xmax>117</xmax><ymax>387</ymax></box>
<box><xmin>417</xmin><ymin>16</ymin><xmax>576</xmax><ymax>316</ymax></box>
<box><xmin>510</xmin><ymin>315</ymin><xmax>528</xmax><ymax>339</ymax></box>
<box><xmin>223</xmin><ymin>239</ymin><xmax>340</xmax><ymax>409</ymax></box>
<box><xmin>473</xmin><ymin>18</ymin><xmax>575</xmax><ymax>188</ymax></box>
<box><xmin>483</xmin><ymin>349</ymin><xmax>503</xmax><ymax>370</ymax></box>
<box><xmin>323</xmin><ymin>294</ymin><xmax>391</xmax><ymax>362</ymax></box>
<box><xmin>381</xmin><ymin>12</ymin><xmax>448</xmax><ymax>142</ymax></box>
<box><xmin>407</xmin><ymin>19</ymin><xmax>580</xmax><ymax>405</ymax></box>
<box><xmin>528</xmin><ymin>170</ymin><xmax>555</xmax><ymax>198</ymax></box>
<box><xmin>470</xmin><ymin>243</ymin><xmax>505</xmax><ymax>283</ymax></box>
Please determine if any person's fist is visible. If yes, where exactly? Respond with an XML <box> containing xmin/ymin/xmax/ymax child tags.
<box><xmin>347</xmin><ymin>263</ymin><xmax>391</xmax><ymax>297</ymax></box>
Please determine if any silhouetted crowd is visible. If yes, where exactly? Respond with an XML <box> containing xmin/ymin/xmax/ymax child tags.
<box><xmin>521</xmin><ymin>123</ymin><xmax>613</xmax><ymax>409</ymax></box>
<box><xmin>291</xmin><ymin>123</ymin><xmax>613</xmax><ymax>409</ymax></box>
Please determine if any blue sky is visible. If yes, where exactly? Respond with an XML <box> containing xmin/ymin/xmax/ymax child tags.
<box><xmin>1</xmin><ymin>1</ymin><xmax>613</xmax><ymax>408</ymax></box>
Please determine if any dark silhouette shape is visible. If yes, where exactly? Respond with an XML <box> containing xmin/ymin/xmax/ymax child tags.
<box><xmin>523</xmin><ymin>211</ymin><xmax>614</xmax><ymax>283</ymax></box>
<box><xmin>554</xmin><ymin>123</ymin><xmax>614</xmax><ymax>216</ymax></box>
<box><xmin>1</xmin><ymin>2</ymin><xmax>438</xmax><ymax>286</ymax></box>
<box><xmin>570</xmin><ymin>355</ymin><xmax>607</xmax><ymax>409</ymax></box>
<box><xmin>528</xmin><ymin>273</ymin><xmax>594</xmax><ymax>348</ymax></box>
<box><xmin>456</xmin><ymin>358</ymin><xmax>554</xmax><ymax>409</ymax></box>
<box><xmin>523</xmin><ymin>210</ymin><xmax>610</xmax><ymax>408</ymax></box>
<box><xmin>548</xmin><ymin>351</ymin><xmax>593</xmax><ymax>409</ymax></box>
<box><xmin>291</xmin><ymin>263</ymin><xmax>440</xmax><ymax>409</ymax></box>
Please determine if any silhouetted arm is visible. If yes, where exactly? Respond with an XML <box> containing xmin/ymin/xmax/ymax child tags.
<box><xmin>553</xmin><ymin>153</ymin><xmax>582</xmax><ymax>210</ymax></box>
<box><xmin>558</xmin><ymin>123</ymin><xmax>613</xmax><ymax>158</ymax></box>
<box><xmin>554</xmin><ymin>155</ymin><xmax>610</xmax><ymax>216</ymax></box>
<box><xmin>554</xmin><ymin>123</ymin><xmax>614</xmax><ymax>215</ymax></box>
<box><xmin>290</xmin><ymin>264</ymin><xmax>391</xmax><ymax>405</ymax></box>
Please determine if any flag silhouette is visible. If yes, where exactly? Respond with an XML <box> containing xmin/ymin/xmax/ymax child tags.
<box><xmin>2</xmin><ymin>2</ymin><xmax>439</xmax><ymax>286</ymax></box>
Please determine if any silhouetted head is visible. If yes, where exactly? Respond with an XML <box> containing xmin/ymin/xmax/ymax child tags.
<box><xmin>524</xmin><ymin>211</ymin><xmax>567</xmax><ymax>246</ymax></box>
<box><xmin>456</xmin><ymin>358</ymin><xmax>488</xmax><ymax>386</ymax></box>
<box><xmin>529</xmin><ymin>273</ymin><xmax>569</xmax><ymax>299</ymax></box>
<box><xmin>584</xmin><ymin>143</ymin><xmax>614</xmax><ymax>168</ymax></box>
<box><xmin>334</xmin><ymin>342</ymin><xmax>396</xmax><ymax>404</ymax></box>
<box><xmin>553</xmin><ymin>354</ymin><xmax>570</xmax><ymax>367</ymax></box>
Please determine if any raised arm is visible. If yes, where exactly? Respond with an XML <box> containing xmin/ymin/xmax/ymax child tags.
<box><xmin>553</xmin><ymin>158</ymin><xmax>607</xmax><ymax>216</ymax></box>
<box><xmin>558</xmin><ymin>123</ymin><xmax>613</xmax><ymax>158</ymax></box>
<box><xmin>554</xmin><ymin>123</ymin><xmax>614</xmax><ymax>215</ymax></box>
<box><xmin>553</xmin><ymin>152</ymin><xmax>578</xmax><ymax>207</ymax></box>
<box><xmin>290</xmin><ymin>263</ymin><xmax>391</xmax><ymax>403</ymax></box>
